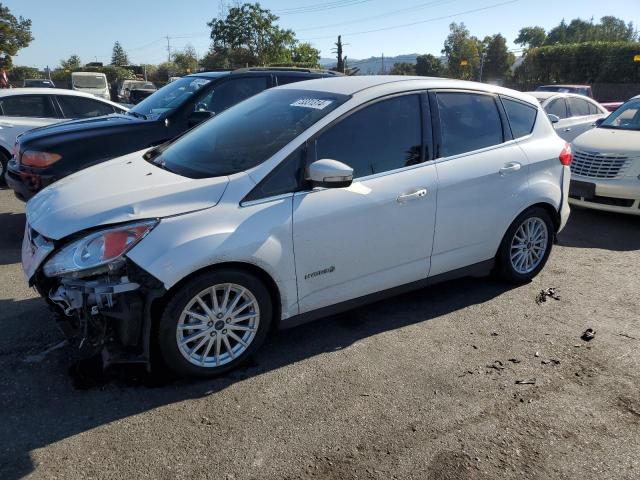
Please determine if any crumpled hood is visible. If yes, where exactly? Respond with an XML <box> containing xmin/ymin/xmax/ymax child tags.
<box><xmin>572</xmin><ymin>127</ymin><xmax>640</xmax><ymax>155</ymax></box>
<box><xmin>26</xmin><ymin>150</ymin><xmax>229</xmax><ymax>240</ymax></box>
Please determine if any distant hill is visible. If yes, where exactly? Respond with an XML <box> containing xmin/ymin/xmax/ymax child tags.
<box><xmin>320</xmin><ymin>54</ymin><xmax>426</xmax><ymax>75</ymax></box>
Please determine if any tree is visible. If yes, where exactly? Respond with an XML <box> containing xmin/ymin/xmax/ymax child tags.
<box><xmin>442</xmin><ymin>22</ymin><xmax>480</xmax><ymax>80</ymax></box>
<box><xmin>596</xmin><ymin>16</ymin><xmax>636</xmax><ymax>42</ymax></box>
<box><xmin>415</xmin><ymin>54</ymin><xmax>443</xmax><ymax>76</ymax></box>
<box><xmin>0</xmin><ymin>3</ymin><xmax>34</xmax><ymax>68</ymax></box>
<box><xmin>206</xmin><ymin>3</ymin><xmax>296</xmax><ymax>67</ymax></box>
<box><xmin>390</xmin><ymin>62</ymin><xmax>416</xmax><ymax>75</ymax></box>
<box><xmin>543</xmin><ymin>16</ymin><xmax>636</xmax><ymax>45</ymax></box>
<box><xmin>480</xmin><ymin>34</ymin><xmax>515</xmax><ymax>82</ymax></box>
<box><xmin>173</xmin><ymin>45</ymin><xmax>198</xmax><ymax>74</ymax></box>
<box><xmin>60</xmin><ymin>55</ymin><xmax>82</xmax><ymax>70</ymax></box>
<box><xmin>111</xmin><ymin>41</ymin><xmax>129</xmax><ymax>66</ymax></box>
<box><xmin>515</xmin><ymin>27</ymin><xmax>547</xmax><ymax>49</ymax></box>
<box><xmin>157</xmin><ymin>61</ymin><xmax>178</xmax><ymax>81</ymax></box>
<box><xmin>8</xmin><ymin>66</ymin><xmax>40</xmax><ymax>82</ymax></box>
<box><xmin>292</xmin><ymin>42</ymin><xmax>320</xmax><ymax>66</ymax></box>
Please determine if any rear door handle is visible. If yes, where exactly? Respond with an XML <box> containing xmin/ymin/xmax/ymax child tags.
<box><xmin>397</xmin><ymin>188</ymin><xmax>427</xmax><ymax>203</ymax></box>
<box><xmin>499</xmin><ymin>162</ymin><xmax>522</xmax><ymax>176</ymax></box>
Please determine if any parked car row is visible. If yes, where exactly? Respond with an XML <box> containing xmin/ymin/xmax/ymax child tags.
<box><xmin>3</xmin><ymin>70</ymin><xmax>638</xmax><ymax>379</ymax></box>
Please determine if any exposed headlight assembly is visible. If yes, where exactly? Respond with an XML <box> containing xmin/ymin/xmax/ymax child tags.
<box><xmin>43</xmin><ymin>220</ymin><xmax>158</xmax><ymax>278</ymax></box>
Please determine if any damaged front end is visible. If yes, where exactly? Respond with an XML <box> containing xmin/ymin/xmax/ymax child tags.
<box><xmin>24</xmin><ymin>220</ymin><xmax>165</xmax><ymax>367</ymax></box>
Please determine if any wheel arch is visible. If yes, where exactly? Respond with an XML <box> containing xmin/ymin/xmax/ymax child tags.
<box><xmin>149</xmin><ymin>261</ymin><xmax>283</xmax><ymax>332</ymax></box>
<box><xmin>495</xmin><ymin>201</ymin><xmax>560</xmax><ymax>259</ymax></box>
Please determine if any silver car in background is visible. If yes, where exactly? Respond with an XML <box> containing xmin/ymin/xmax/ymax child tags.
<box><xmin>568</xmin><ymin>95</ymin><xmax>640</xmax><ymax>215</ymax></box>
<box><xmin>528</xmin><ymin>91</ymin><xmax>608</xmax><ymax>142</ymax></box>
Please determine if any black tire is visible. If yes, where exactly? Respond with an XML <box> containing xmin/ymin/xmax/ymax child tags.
<box><xmin>496</xmin><ymin>206</ymin><xmax>555</xmax><ymax>283</ymax></box>
<box><xmin>0</xmin><ymin>150</ymin><xmax>8</xmax><ymax>186</ymax></box>
<box><xmin>157</xmin><ymin>268</ymin><xmax>272</xmax><ymax>378</ymax></box>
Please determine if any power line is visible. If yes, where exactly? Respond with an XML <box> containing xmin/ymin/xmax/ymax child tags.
<box><xmin>276</xmin><ymin>0</ymin><xmax>373</xmax><ymax>15</ymax></box>
<box><xmin>297</xmin><ymin>0</ymin><xmax>459</xmax><ymax>32</ymax></box>
<box><xmin>302</xmin><ymin>0</ymin><xmax>522</xmax><ymax>41</ymax></box>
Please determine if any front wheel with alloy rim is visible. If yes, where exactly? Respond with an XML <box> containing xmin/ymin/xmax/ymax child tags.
<box><xmin>158</xmin><ymin>269</ymin><xmax>272</xmax><ymax>377</ymax></box>
<box><xmin>496</xmin><ymin>207</ymin><xmax>555</xmax><ymax>283</ymax></box>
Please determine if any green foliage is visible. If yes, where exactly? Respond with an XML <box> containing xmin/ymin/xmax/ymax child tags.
<box><xmin>415</xmin><ymin>54</ymin><xmax>443</xmax><ymax>77</ymax></box>
<box><xmin>390</xmin><ymin>62</ymin><xmax>416</xmax><ymax>75</ymax></box>
<box><xmin>515</xmin><ymin>27</ymin><xmax>547</xmax><ymax>49</ymax></box>
<box><xmin>60</xmin><ymin>55</ymin><xmax>82</xmax><ymax>70</ymax></box>
<box><xmin>51</xmin><ymin>64</ymin><xmax>136</xmax><ymax>85</ymax></box>
<box><xmin>544</xmin><ymin>16</ymin><xmax>636</xmax><ymax>46</ymax></box>
<box><xmin>8</xmin><ymin>66</ymin><xmax>40</xmax><ymax>81</ymax></box>
<box><xmin>0</xmin><ymin>3</ymin><xmax>33</xmax><ymax>68</ymax></box>
<box><xmin>480</xmin><ymin>34</ymin><xmax>515</xmax><ymax>81</ymax></box>
<box><xmin>173</xmin><ymin>45</ymin><xmax>199</xmax><ymax>74</ymax></box>
<box><xmin>514</xmin><ymin>42</ymin><xmax>640</xmax><ymax>85</ymax></box>
<box><xmin>292</xmin><ymin>42</ymin><xmax>320</xmax><ymax>66</ymax></box>
<box><xmin>111</xmin><ymin>41</ymin><xmax>130</xmax><ymax>66</ymax></box>
<box><xmin>157</xmin><ymin>62</ymin><xmax>179</xmax><ymax>81</ymax></box>
<box><xmin>442</xmin><ymin>22</ymin><xmax>480</xmax><ymax>80</ymax></box>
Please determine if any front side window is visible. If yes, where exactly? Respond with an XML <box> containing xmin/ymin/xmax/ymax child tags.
<box><xmin>436</xmin><ymin>92</ymin><xmax>503</xmax><ymax>157</ymax></box>
<box><xmin>0</xmin><ymin>95</ymin><xmax>56</xmax><ymax>118</ymax></box>
<box><xmin>567</xmin><ymin>97</ymin><xmax>590</xmax><ymax>117</ymax></box>
<box><xmin>153</xmin><ymin>89</ymin><xmax>348</xmax><ymax>178</ymax></box>
<box><xmin>315</xmin><ymin>95</ymin><xmax>422</xmax><ymax>179</ymax></box>
<box><xmin>196</xmin><ymin>77</ymin><xmax>268</xmax><ymax>115</ymax></box>
<box><xmin>600</xmin><ymin>99</ymin><xmax>640</xmax><ymax>131</ymax></box>
<box><xmin>131</xmin><ymin>76</ymin><xmax>215</xmax><ymax>119</ymax></box>
<box><xmin>545</xmin><ymin>98</ymin><xmax>567</xmax><ymax>119</ymax></box>
<box><xmin>502</xmin><ymin>97</ymin><xmax>537</xmax><ymax>138</ymax></box>
<box><xmin>57</xmin><ymin>96</ymin><xmax>115</xmax><ymax>118</ymax></box>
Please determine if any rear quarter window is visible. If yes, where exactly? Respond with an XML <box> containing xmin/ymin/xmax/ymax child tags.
<box><xmin>501</xmin><ymin>97</ymin><xmax>537</xmax><ymax>138</ymax></box>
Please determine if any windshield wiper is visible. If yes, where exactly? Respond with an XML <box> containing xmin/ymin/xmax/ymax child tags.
<box><xmin>127</xmin><ymin>111</ymin><xmax>148</xmax><ymax>120</ymax></box>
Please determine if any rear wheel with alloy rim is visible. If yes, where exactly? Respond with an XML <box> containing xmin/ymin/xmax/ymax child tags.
<box><xmin>497</xmin><ymin>207</ymin><xmax>555</xmax><ymax>283</ymax></box>
<box><xmin>158</xmin><ymin>269</ymin><xmax>272</xmax><ymax>377</ymax></box>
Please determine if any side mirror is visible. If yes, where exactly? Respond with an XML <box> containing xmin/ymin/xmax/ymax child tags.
<box><xmin>307</xmin><ymin>159</ymin><xmax>353</xmax><ymax>188</ymax></box>
<box><xmin>593</xmin><ymin>118</ymin><xmax>604</xmax><ymax>127</ymax></box>
<box><xmin>187</xmin><ymin>109</ymin><xmax>214</xmax><ymax>126</ymax></box>
<box><xmin>547</xmin><ymin>114</ymin><xmax>560</xmax><ymax>124</ymax></box>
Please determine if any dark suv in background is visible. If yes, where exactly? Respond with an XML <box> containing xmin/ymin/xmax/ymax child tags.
<box><xmin>6</xmin><ymin>68</ymin><xmax>340</xmax><ymax>201</ymax></box>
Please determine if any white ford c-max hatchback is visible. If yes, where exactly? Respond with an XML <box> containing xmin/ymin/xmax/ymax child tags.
<box><xmin>22</xmin><ymin>77</ymin><xmax>571</xmax><ymax>377</ymax></box>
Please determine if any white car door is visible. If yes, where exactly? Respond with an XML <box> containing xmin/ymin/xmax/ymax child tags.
<box><xmin>292</xmin><ymin>94</ymin><xmax>437</xmax><ymax>314</ymax></box>
<box><xmin>429</xmin><ymin>91</ymin><xmax>531</xmax><ymax>276</ymax></box>
<box><xmin>0</xmin><ymin>94</ymin><xmax>60</xmax><ymax>150</ymax></box>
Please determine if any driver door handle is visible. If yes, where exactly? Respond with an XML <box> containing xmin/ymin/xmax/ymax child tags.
<box><xmin>499</xmin><ymin>162</ymin><xmax>522</xmax><ymax>176</ymax></box>
<box><xmin>397</xmin><ymin>188</ymin><xmax>427</xmax><ymax>203</ymax></box>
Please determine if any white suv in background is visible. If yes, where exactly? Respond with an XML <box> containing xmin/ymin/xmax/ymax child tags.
<box><xmin>22</xmin><ymin>77</ymin><xmax>571</xmax><ymax>377</ymax></box>
<box><xmin>569</xmin><ymin>95</ymin><xmax>640</xmax><ymax>215</ymax></box>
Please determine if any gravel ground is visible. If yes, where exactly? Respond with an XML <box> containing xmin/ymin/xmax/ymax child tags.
<box><xmin>0</xmin><ymin>186</ymin><xmax>639</xmax><ymax>480</ymax></box>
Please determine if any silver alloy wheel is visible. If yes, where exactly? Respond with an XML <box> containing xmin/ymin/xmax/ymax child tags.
<box><xmin>176</xmin><ymin>283</ymin><xmax>260</xmax><ymax>368</ymax></box>
<box><xmin>509</xmin><ymin>217</ymin><xmax>548</xmax><ymax>275</ymax></box>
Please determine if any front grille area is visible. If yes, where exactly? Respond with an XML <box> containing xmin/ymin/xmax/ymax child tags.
<box><xmin>571</xmin><ymin>151</ymin><xmax>631</xmax><ymax>179</ymax></box>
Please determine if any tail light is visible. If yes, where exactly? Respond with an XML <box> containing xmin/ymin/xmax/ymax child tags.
<box><xmin>559</xmin><ymin>143</ymin><xmax>572</xmax><ymax>166</ymax></box>
<box><xmin>21</xmin><ymin>150</ymin><xmax>62</xmax><ymax>168</ymax></box>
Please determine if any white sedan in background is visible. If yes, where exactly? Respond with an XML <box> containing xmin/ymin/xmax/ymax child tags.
<box><xmin>0</xmin><ymin>88</ymin><xmax>127</xmax><ymax>180</ymax></box>
<box><xmin>528</xmin><ymin>91</ymin><xmax>608</xmax><ymax>142</ymax></box>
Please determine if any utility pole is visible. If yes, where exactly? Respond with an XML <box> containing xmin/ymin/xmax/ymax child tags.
<box><xmin>165</xmin><ymin>35</ymin><xmax>172</xmax><ymax>62</ymax></box>
<box><xmin>335</xmin><ymin>35</ymin><xmax>344</xmax><ymax>73</ymax></box>
<box><xmin>479</xmin><ymin>52</ymin><xmax>487</xmax><ymax>82</ymax></box>
<box><xmin>381</xmin><ymin>53</ymin><xmax>385</xmax><ymax>74</ymax></box>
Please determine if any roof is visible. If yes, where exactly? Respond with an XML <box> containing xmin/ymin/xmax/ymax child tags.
<box><xmin>188</xmin><ymin>67</ymin><xmax>340</xmax><ymax>79</ymax></box>
<box><xmin>277</xmin><ymin>75</ymin><xmax>539</xmax><ymax>105</ymax></box>
<box><xmin>187</xmin><ymin>71</ymin><xmax>231</xmax><ymax>79</ymax></box>
<box><xmin>0</xmin><ymin>88</ymin><xmax>128</xmax><ymax>110</ymax></box>
<box><xmin>525</xmin><ymin>91</ymin><xmax>603</xmax><ymax>105</ymax></box>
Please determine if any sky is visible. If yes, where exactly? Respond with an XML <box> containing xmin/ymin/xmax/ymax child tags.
<box><xmin>6</xmin><ymin>0</ymin><xmax>640</xmax><ymax>69</ymax></box>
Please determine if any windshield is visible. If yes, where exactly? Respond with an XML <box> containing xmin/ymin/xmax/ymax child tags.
<box><xmin>25</xmin><ymin>79</ymin><xmax>53</xmax><ymax>87</ymax></box>
<box><xmin>154</xmin><ymin>89</ymin><xmax>349</xmax><ymax>178</ymax></box>
<box><xmin>130</xmin><ymin>76</ymin><xmax>212</xmax><ymax>119</ymax></box>
<box><xmin>73</xmin><ymin>74</ymin><xmax>107</xmax><ymax>89</ymax></box>
<box><xmin>600</xmin><ymin>99</ymin><xmax>640</xmax><ymax>130</ymax></box>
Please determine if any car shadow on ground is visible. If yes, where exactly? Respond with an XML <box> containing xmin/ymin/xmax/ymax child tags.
<box><xmin>0</xmin><ymin>275</ymin><xmax>516</xmax><ymax>479</ymax></box>
<box><xmin>0</xmin><ymin>211</ymin><xmax>25</xmax><ymax>265</ymax></box>
<box><xmin>557</xmin><ymin>206</ymin><xmax>640</xmax><ymax>251</ymax></box>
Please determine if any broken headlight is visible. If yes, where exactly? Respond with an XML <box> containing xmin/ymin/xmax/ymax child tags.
<box><xmin>42</xmin><ymin>220</ymin><xmax>158</xmax><ymax>278</ymax></box>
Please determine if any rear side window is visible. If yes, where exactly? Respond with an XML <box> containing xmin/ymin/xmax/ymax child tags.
<box><xmin>587</xmin><ymin>102</ymin><xmax>599</xmax><ymax>115</ymax></box>
<box><xmin>502</xmin><ymin>98</ymin><xmax>537</xmax><ymax>138</ymax></box>
<box><xmin>546</xmin><ymin>98</ymin><xmax>567</xmax><ymax>119</ymax></box>
<box><xmin>199</xmin><ymin>77</ymin><xmax>268</xmax><ymax>114</ymax></box>
<box><xmin>567</xmin><ymin>97</ymin><xmax>590</xmax><ymax>116</ymax></box>
<box><xmin>436</xmin><ymin>92</ymin><xmax>503</xmax><ymax>157</ymax></box>
<box><xmin>277</xmin><ymin>75</ymin><xmax>311</xmax><ymax>86</ymax></box>
<box><xmin>57</xmin><ymin>96</ymin><xmax>115</xmax><ymax>118</ymax></box>
<box><xmin>315</xmin><ymin>94</ymin><xmax>422</xmax><ymax>179</ymax></box>
<box><xmin>0</xmin><ymin>95</ymin><xmax>56</xmax><ymax>118</ymax></box>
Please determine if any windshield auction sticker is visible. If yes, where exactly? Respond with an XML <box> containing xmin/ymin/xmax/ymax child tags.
<box><xmin>290</xmin><ymin>98</ymin><xmax>334</xmax><ymax>110</ymax></box>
